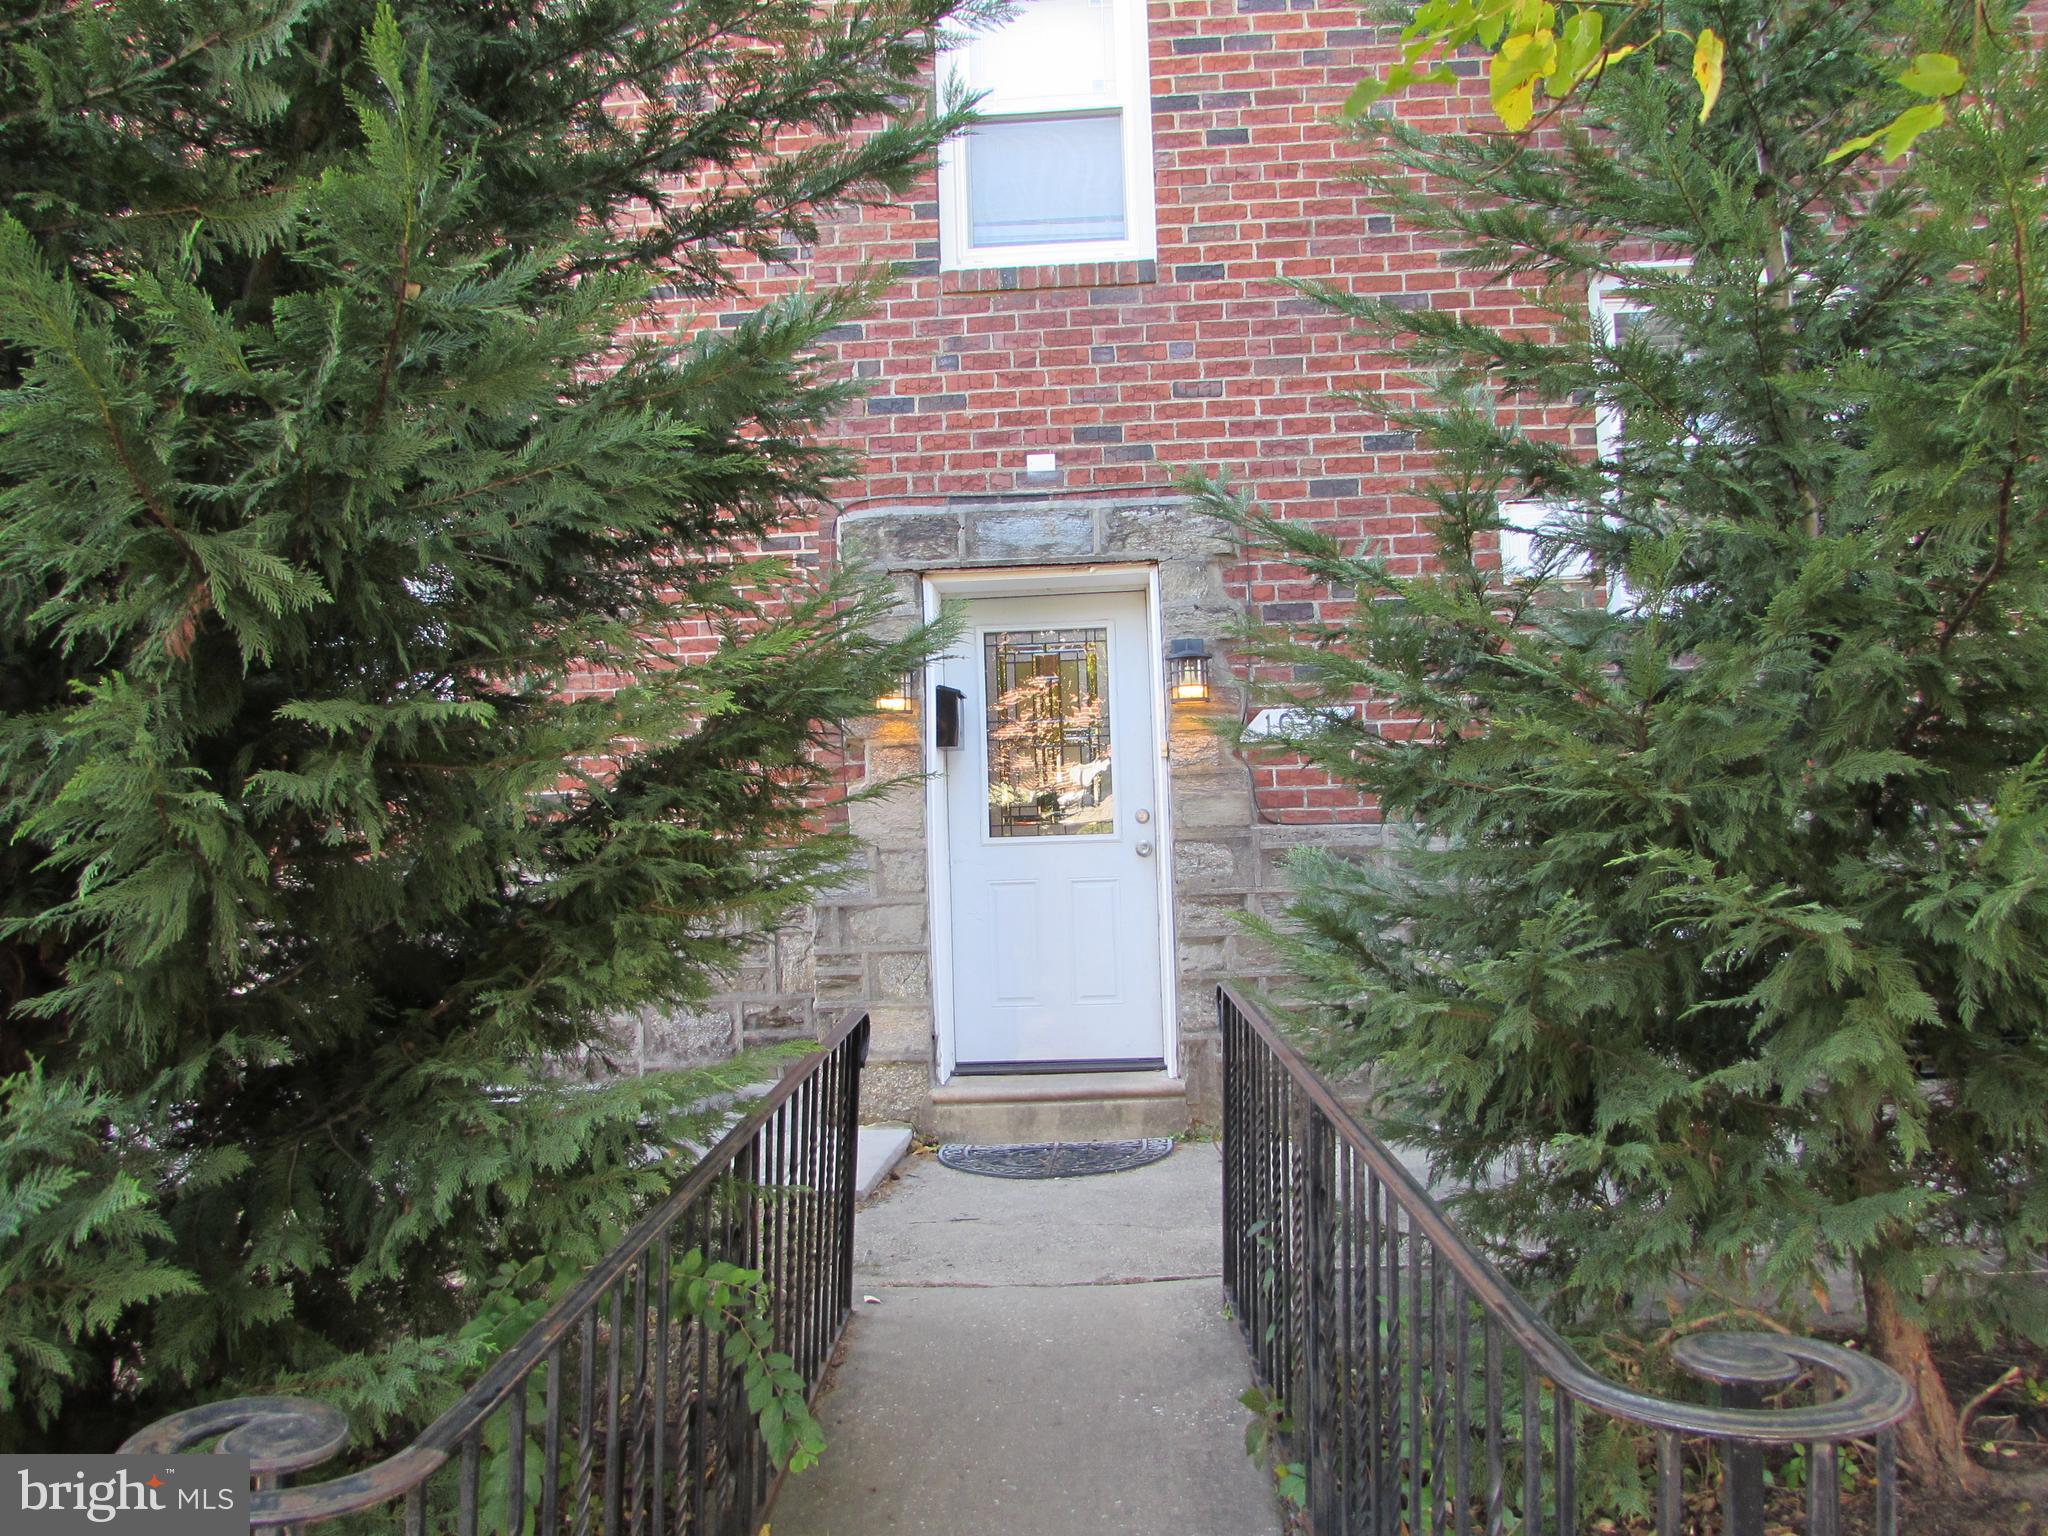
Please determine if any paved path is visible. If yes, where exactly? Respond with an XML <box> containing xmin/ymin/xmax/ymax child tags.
<box><xmin>771</xmin><ymin>1141</ymin><xmax>1285</xmax><ymax>1536</ymax></box>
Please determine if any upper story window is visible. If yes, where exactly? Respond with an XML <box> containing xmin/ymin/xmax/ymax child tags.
<box><xmin>937</xmin><ymin>0</ymin><xmax>1157</xmax><ymax>271</ymax></box>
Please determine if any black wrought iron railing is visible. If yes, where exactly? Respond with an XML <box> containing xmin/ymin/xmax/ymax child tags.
<box><xmin>122</xmin><ymin>1010</ymin><xmax>871</xmax><ymax>1535</ymax></box>
<box><xmin>1219</xmin><ymin>984</ymin><xmax>1914</xmax><ymax>1536</ymax></box>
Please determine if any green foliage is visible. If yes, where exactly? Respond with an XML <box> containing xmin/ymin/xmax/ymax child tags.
<box><xmin>1199</xmin><ymin>0</ymin><xmax>2048</xmax><ymax>1388</ymax></box>
<box><xmin>448</xmin><ymin>1242</ymin><xmax>823</xmax><ymax>1536</ymax></box>
<box><xmin>1357</xmin><ymin>0</ymin><xmax>1972</xmax><ymax>160</ymax></box>
<box><xmin>0</xmin><ymin>0</ymin><xmax>961</xmax><ymax>1450</ymax></box>
<box><xmin>1236</xmin><ymin>1383</ymin><xmax>1307</xmax><ymax>1508</ymax></box>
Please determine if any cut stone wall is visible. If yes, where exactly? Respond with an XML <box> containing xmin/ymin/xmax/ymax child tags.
<box><xmin>603</xmin><ymin>492</ymin><xmax>1394</xmax><ymax>1127</ymax></box>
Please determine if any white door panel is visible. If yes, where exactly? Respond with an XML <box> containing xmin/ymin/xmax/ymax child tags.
<box><xmin>939</xmin><ymin>590</ymin><xmax>1164</xmax><ymax>1071</ymax></box>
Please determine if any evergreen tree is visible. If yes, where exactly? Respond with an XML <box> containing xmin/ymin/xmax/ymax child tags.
<box><xmin>1198</xmin><ymin>0</ymin><xmax>2048</xmax><ymax>1491</ymax></box>
<box><xmin>0</xmin><ymin>0</ymin><xmax>960</xmax><ymax>1450</ymax></box>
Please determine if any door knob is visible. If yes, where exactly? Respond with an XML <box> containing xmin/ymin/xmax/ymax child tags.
<box><xmin>1135</xmin><ymin>841</ymin><xmax>1153</xmax><ymax>858</ymax></box>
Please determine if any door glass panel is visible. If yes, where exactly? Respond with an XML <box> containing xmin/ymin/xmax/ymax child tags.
<box><xmin>984</xmin><ymin>627</ymin><xmax>1114</xmax><ymax>837</ymax></box>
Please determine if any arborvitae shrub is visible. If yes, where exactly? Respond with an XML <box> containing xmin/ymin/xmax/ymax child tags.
<box><xmin>1197</xmin><ymin>0</ymin><xmax>2048</xmax><ymax>1488</ymax></box>
<box><xmin>0</xmin><ymin>0</ymin><xmax>958</xmax><ymax>1450</ymax></box>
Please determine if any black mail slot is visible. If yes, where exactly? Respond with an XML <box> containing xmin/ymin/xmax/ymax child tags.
<box><xmin>934</xmin><ymin>685</ymin><xmax>964</xmax><ymax>750</ymax></box>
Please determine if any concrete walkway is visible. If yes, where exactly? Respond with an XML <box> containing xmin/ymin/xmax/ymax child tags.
<box><xmin>772</xmin><ymin>1141</ymin><xmax>1285</xmax><ymax>1536</ymax></box>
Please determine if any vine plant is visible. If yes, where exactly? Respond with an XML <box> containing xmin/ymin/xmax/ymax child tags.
<box><xmin>456</xmin><ymin>1240</ymin><xmax>824</xmax><ymax>1536</ymax></box>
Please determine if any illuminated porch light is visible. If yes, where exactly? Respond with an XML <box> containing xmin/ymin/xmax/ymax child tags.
<box><xmin>873</xmin><ymin>669</ymin><xmax>919</xmax><ymax>714</ymax></box>
<box><xmin>1166</xmin><ymin>639</ymin><xmax>1211</xmax><ymax>703</ymax></box>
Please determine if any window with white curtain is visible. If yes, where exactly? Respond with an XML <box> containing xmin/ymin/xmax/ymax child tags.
<box><xmin>937</xmin><ymin>0</ymin><xmax>1157</xmax><ymax>269</ymax></box>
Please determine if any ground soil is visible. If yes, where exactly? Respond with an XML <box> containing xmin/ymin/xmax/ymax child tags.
<box><xmin>1757</xmin><ymin>1334</ymin><xmax>2044</xmax><ymax>1536</ymax></box>
<box><xmin>1586</xmin><ymin>1334</ymin><xmax>2048</xmax><ymax>1535</ymax></box>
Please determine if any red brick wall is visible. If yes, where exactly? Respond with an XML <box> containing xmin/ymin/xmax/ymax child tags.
<box><xmin>638</xmin><ymin>9</ymin><xmax>1523</xmax><ymax>831</ymax></box>
<box><xmin>615</xmin><ymin>7</ymin><xmax>1546</xmax><ymax>824</ymax></box>
<box><xmin>606</xmin><ymin>6</ymin><xmax>2048</xmax><ymax>826</ymax></box>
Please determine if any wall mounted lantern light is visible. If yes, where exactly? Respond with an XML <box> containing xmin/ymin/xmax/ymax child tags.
<box><xmin>1166</xmin><ymin>638</ymin><xmax>1211</xmax><ymax>704</ymax></box>
<box><xmin>873</xmin><ymin>669</ymin><xmax>919</xmax><ymax>714</ymax></box>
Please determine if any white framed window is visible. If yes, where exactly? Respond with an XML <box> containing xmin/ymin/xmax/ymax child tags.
<box><xmin>936</xmin><ymin>0</ymin><xmax>1157</xmax><ymax>271</ymax></box>
<box><xmin>1496</xmin><ymin>498</ymin><xmax>1593</xmax><ymax>583</ymax></box>
<box><xmin>1588</xmin><ymin>260</ymin><xmax>1691</xmax><ymax>463</ymax></box>
<box><xmin>1587</xmin><ymin>260</ymin><xmax>1699</xmax><ymax>613</ymax></box>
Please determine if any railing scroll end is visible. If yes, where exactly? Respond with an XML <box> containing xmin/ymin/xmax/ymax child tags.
<box><xmin>119</xmin><ymin>1394</ymin><xmax>350</xmax><ymax>1478</ymax></box>
<box><xmin>1671</xmin><ymin>1331</ymin><xmax>1917</xmax><ymax>1438</ymax></box>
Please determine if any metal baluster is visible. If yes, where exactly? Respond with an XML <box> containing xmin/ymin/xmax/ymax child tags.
<box><xmin>459</xmin><ymin>1430</ymin><xmax>481</xmax><ymax>1536</ymax></box>
<box><xmin>801</xmin><ymin>1067</ymin><xmax>820</xmax><ymax>1381</ymax></box>
<box><xmin>1239</xmin><ymin>1003</ymin><xmax>1252</xmax><ymax>1340</ymax></box>
<box><xmin>786</xmin><ymin>1086</ymin><xmax>804</xmax><ymax>1390</ymax></box>
<box><xmin>1522</xmin><ymin>1367</ymin><xmax>1541</xmax><ymax>1536</ymax></box>
<box><xmin>1267</xmin><ymin>1041</ymin><xmax>1283</xmax><ymax>1391</ymax></box>
<box><xmin>1220</xmin><ymin>997</ymin><xmax>1236</xmax><ymax>1306</ymax></box>
<box><xmin>1430</xmin><ymin>1247</ymin><xmax>1449</xmax><ymax>1535</ymax></box>
<box><xmin>1484</xmin><ymin>1320</ymin><xmax>1505</xmax><ymax>1536</ymax></box>
<box><xmin>1268</xmin><ymin>1060</ymin><xmax>1283</xmax><ymax>1394</ymax></box>
<box><xmin>1720</xmin><ymin>1383</ymin><xmax>1765</xmax><ymax>1536</ymax></box>
<box><xmin>1304</xmin><ymin>1110</ymin><xmax>1337</xmax><ymax>1532</ymax></box>
<box><xmin>1385</xmin><ymin>1201</ymin><xmax>1404</xmax><ymax>1535</ymax></box>
<box><xmin>574</xmin><ymin>1311</ymin><xmax>597</xmax><ymax>1536</ymax></box>
<box><xmin>604</xmin><ymin>1283</ymin><xmax>624</xmax><ymax>1536</ymax></box>
<box><xmin>1874</xmin><ymin>1429</ymin><xmax>1897</xmax><ymax>1536</ymax></box>
<box><xmin>1409</xmin><ymin>1218</ymin><xmax>1423</xmax><ymax>1536</ymax></box>
<box><xmin>1235</xmin><ymin>1000</ymin><xmax>1248</xmax><ymax>1323</ymax></box>
<box><xmin>1253</xmin><ymin>1035</ymin><xmax>1272</xmax><ymax>1382</ymax></box>
<box><xmin>735</xmin><ymin>1134</ymin><xmax>764</xmax><ymax>1530</ymax></box>
<box><xmin>1236</xmin><ymin>1011</ymin><xmax>1254</xmax><ymax>1355</ymax></box>
<box><xmin>1273</xmin><ymin>1058</ymin><xmax>1289</xmax><ymax>1397</ymax></box>
<box><xmin>627</xmin><ymin>1256</ymin><xmax>650</xmax><ymax>1536</ymax></box>
<box><xmin>1290</xmin><ymin>1081</ymin><xmax>1307</xmax><ymax>1420</ymax></box>
<box><xmin>1353</xmin><ymin>1153</ymin><xmax>1377</xmax><ymax>1536</ymax></box>
<box><xmin>1807</xmin><ymin>1442</ymin><xmax>1839</xmax><ymax>1536</ymax></box>
<box><xmin>1656</xmin><ymin>1430</ymin><xmax>1682</xmax><ymax>1536</ymax></box>
<box><xmin>1337</xmin><ymin>1142</ymin><xmax>1357</xmax><ymax>1531</ymax></box>
<box><xmin>758</xmin><ymin>1110</ymin><xmax>777</xmax><ymax>1407</ymax></box>
<box><xmin>688</xmin><ymin>1204</ymin><xmax>712</xmax><ymax>1536</ymax></box>
<box><xmin>838</xmin><ymin>1027</ymin><xmax>863</xmax><ymax>1318</ymax></box>
<box><xmin>775</xmin><ymin>1096</ymin><xmax>792</xmax><ymax>1355</ymax></box>
<box><xmin>652</xmin><ymin>1241</ymin><xmax>670</xmax><ymax>1536</ymax></box>
<box><xmin>807</xmin><ymin>1053</ymin><xmax>825</xmax><ymax>1380</ymax></box>
<box><xmin>1273</xmin><ymin>1046</ymin><xmax>1287</xmax><ymax>1393</ymax></box>
<box><xmin>1367</xmin><ymin>1171</ymin><xmax>1383</xmax><ymax>1530</ymax></box>
<box><xmin>819</xmin><ymin>1050</ymin><xmax>839</xmax><ymax>1361</ymax></box>
<box><xmin>1452</xmin><ymin>1276</ymin><xmax>1471</xmax><ymax>1536</ymax></box>
<box><xmin>507</xmin><ymin>1366</ymin><xmax>528</xmax><ymax>1536</ymax></box>
<box><xmin>542</xmin><ymin>1344</ymin><xmax>563</xmax><ymax>1536</ymax></box>
<box><xmin>1554</xmin><ymin>1391</ymin><xmax>1574</xmax><ymax>1536</ymax></box>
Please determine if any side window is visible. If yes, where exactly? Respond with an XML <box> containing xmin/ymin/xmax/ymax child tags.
<box><xmin>1496</xmin><ymin>498</ymin><xmax>1591</xmax><ymax>583</ymax></box>
<box><xmin>1588</xmin><ymin>263</ymin><xmax>1689</xmax><ymax>463</ymax></box>
<box><xmin>1490</xmin><ymin>269</ymin><xmax>1687</xmax><ymax>588</ymax></box>
<box><xmin>1586</xmin><ymin>260</ymin><xmax>1698</xmax><ymax>611</ymax></box>
<box><xmin>937</xmin><ymin>0</ymin><xmax>1157</xmax><ymax>270</ymax></box>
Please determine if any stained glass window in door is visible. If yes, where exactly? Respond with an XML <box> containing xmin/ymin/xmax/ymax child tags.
<box><xmin>984</xmin><ymin>628</ymin><xmax>1114</xmax><ymax>837</ymax></box>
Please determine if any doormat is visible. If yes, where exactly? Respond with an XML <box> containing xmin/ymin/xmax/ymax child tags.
<box><xmin>935</xmin><ymin>1139</ymin><xmax>1174</xmax><ymax>1180</ymax></box>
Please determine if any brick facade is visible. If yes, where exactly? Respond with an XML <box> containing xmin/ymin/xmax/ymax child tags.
<box><xmin>604</xmin><ymin>4</ymin><xmax>1516</xmax><ymax>1122</ymax></box>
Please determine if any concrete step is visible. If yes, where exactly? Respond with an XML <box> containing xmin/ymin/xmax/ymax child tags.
<box><xmin>923</xmin><ymin>1070</ymin><xmax>1189</xmax><ymax>1143</ymax></box>
<box><xmin>853</xmin><ymin>1123</ymin><xmax>913</xmax><ymax>1199</ymax></box>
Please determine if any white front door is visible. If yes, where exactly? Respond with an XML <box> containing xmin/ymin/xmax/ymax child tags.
<box><xmin>938</xmin><ymin>590</ymin><xmax>1165</xmax><ymax>1072</ymax></box>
